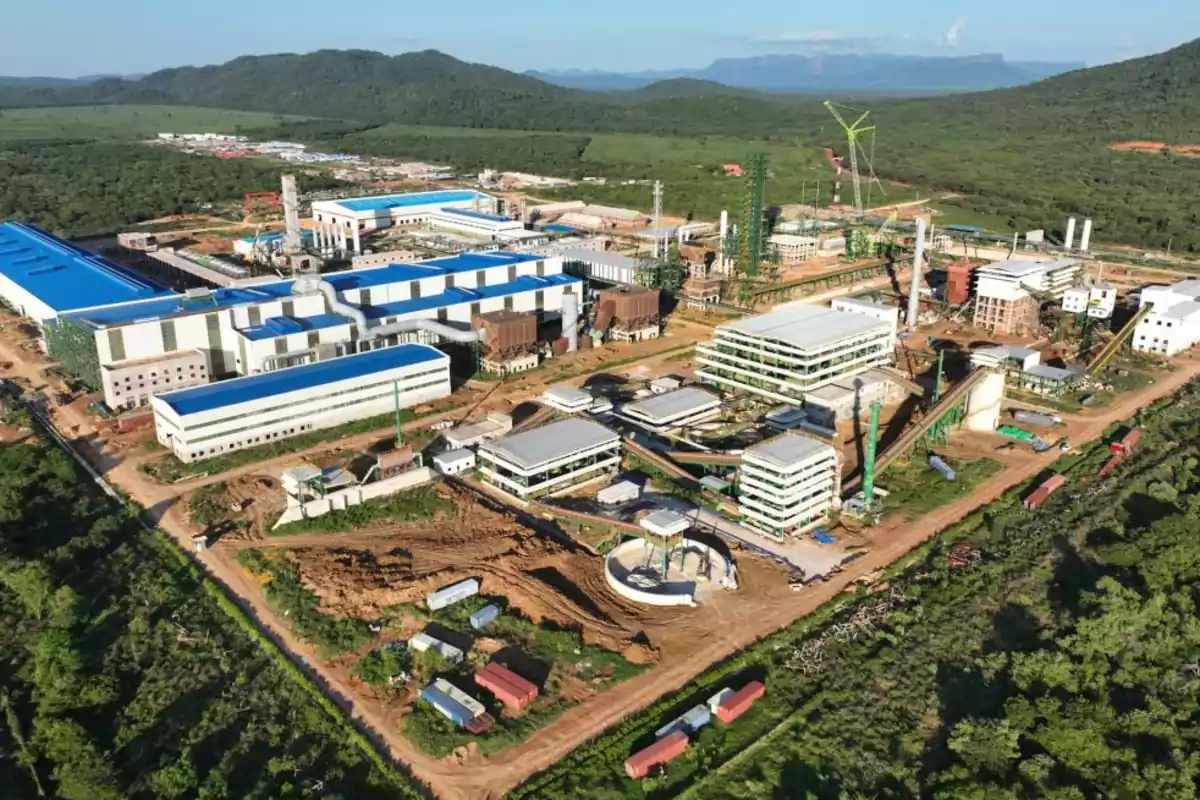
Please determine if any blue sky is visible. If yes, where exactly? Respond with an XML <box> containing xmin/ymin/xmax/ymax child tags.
<box><xmin>2</xmin><ymin>0</ymin><xmax>1196</xmax><ymax>77</ymax></box>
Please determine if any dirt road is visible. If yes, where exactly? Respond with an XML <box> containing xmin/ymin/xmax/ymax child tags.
<box><xmin>11</xmin><ymin>298</ymin><xmax>1197</xmax><ymax>800</ymax></box>
<box><xmin>185</xmin><ymin>359</ymin><xmax>1200</xmax><ymax>800</ymax></box>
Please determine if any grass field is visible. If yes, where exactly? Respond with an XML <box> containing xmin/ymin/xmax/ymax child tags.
<box><xmin>0</xmin><ymin>105</ymin><xmax>310</xmax><ymax>142</ymax></box>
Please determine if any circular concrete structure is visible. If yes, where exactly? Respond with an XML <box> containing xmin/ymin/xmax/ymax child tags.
<box><xmin>964</xmin><ymin>370</ymin><xmax>1005</xmax><ymax>432</ymax></box>
<box><xmin>605</xmin><ymin>538</ymin><xmax>735</xmax><ymax>607</ymax></box>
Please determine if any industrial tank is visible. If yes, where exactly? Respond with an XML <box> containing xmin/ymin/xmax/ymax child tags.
<box><xmin>562</xmin><ymin>291</ymin><xmax>579</xmax><ymax>352</ymax></box>
<box><xmin>964</xmin><ymin>370</ymin><xmax>1004</xmax><ymax>432</ymax></box>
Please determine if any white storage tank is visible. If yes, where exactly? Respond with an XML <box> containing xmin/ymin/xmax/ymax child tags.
<box><xmin>964</xmin><ymin>370</ymin><xmax>1005</xmax><ymax>432</ymax></box>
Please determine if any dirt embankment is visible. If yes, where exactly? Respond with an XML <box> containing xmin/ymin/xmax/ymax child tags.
<box><xmin>1110</xmin><ymin>140</ymin><xmax>1200</xmax><ymax>159</ymax></box>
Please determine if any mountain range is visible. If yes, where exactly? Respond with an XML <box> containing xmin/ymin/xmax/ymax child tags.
<box><xmin>528</xmin><ymin>53</ymin><xmax>1084</xmax><ymax>93</ymax></box>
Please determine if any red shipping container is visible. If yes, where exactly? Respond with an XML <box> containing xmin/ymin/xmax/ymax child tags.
<box><xmin>716</xmin><ymin>681</ymin><xmax>765</xmax><ymax>723</ymax></box>
<box><xmin>1113</xmin><ymin>429</ymin><xmax>1142</xmax><ymax>453</ymax></box>
<box><xmin>1023</xmin><ymin>474</ymin><xmax>1065</xmax><ymax>509</ymax></box>
<box><xmin>625</xmin><ymin>730</ymin><xmax>688</xmax><ymax>779</ymax></box>
<box><xmin>474</xmin><ymin>671</ymin><xmax>527</xmax><ymax>710</ymax></box>
<box><xmin>484</xmin><ymin>663</ymin><xmax>538</xmax><ymax>702</ymax></box>
<box><xmin>1098</xmin><ymin>454</ymin><xmax>1124</xmax><ymax>478</ymax></box>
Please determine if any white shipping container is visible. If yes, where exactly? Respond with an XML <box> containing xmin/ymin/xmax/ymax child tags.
<box><xmin>427</xmin><ymin>578</ymin><xmax>481</xmax><ymax>611</ymax></box>
<box><xmin>433</xmin><ymin>678</ymin><xmax>486</xmax><ymax>718</ymax></box>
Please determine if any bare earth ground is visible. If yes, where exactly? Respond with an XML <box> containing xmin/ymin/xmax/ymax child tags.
<box><xmin>4</xmin><ymin>303</ymin><xmax>1198</xmax><ymax>799</ymax></box>
<box><xmin>1110</xmin><ymin>140</ymin><xmax>1200</xmax><ymax>159</ymax></box>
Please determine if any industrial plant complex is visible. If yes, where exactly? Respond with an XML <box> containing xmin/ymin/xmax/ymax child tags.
<box><xmin>1</xmin><ymin>144</ymin><xmax>1192</xmax><ymax>800</ymax></box>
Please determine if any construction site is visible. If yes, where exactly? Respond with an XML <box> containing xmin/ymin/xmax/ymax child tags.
<box><xmin>3</xmin><ymin>102</ymin><xmax>1200</xmax><ymax>800</ymax></box>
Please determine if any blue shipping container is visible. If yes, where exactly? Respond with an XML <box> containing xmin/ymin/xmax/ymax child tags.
<box><xmin>470</xmin><ymin>604</ymin><xmax>500</xmax><ymax>630</ymax></box>
<box><xmin>929</xmin><ymin>455</ymin><xmax>956</xmax><ymax>482</ymax></box>
<box><xmin>420</xmin><ymin>685</ymin><xmax>473</xmax><ymax>727</ymax></box>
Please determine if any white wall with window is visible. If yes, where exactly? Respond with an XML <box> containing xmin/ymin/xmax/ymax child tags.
<box><xmin>101</xmin><ymin>349</ymin><xmax>208</xmax><ymax>411</ymax></box>
<box><xmin>477</xmin><ymin>418</ymin><xmax>621</xmax><ymax>498</ymax></box>
<box><xmin>152</xmin><ymin>345</ymin><xmax>450</xmax><ymax>462</ymax></box>
<box><xmin>738</xmin><ymin>435</ymin><xmax>840</xmax><ymax>536</ymax></box>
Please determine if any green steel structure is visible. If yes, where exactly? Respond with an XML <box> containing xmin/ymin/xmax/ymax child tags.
<box><xmin>862</xmin><ymin>401</ymin><xmax>882</xmax><ymax>505</ymax></box>
<box><xmin>731</xmin><ymin>154</ymin><xmax>770</xmax><ymax>306</ymax></box>
<box><xmin>823</xmin><ymin>101</ymin><xmax>879</xmax><ymax>216</ymax></box>
<box><xmin>751</xmin><ymin>259</ymin><xmax>890</xmax><ymax>303</ymax></box>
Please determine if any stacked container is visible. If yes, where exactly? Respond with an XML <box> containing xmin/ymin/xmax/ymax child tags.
<box><xmin>624</xmin><ymin>730</ymin><xmax>689</xmax><ymax>779</ymax></box>
<box><xmin>475</xmin><ymin>662</ymin><xmax>539</xmax><ymax>712</ymax></box>
<box><xmin>654</xmin><ymin>705</ymin><xmax>712</xmax><ymax>740</ymax></box>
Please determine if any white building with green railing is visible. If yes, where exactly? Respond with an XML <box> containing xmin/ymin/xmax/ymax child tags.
<box><xmin>695</xmin><ymin>305</ymin><xmax>894</xmax><ymax>406</ymax></box>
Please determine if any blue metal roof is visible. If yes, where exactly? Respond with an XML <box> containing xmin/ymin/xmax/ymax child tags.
<box><xmin>421</xmin><ymin>251</ymin><xmax>543</xmax><ymax>274</ymax></box>
<box><xmin>335</xmin><ymin>190</ymin><xmax>487</xmax><ymax>214</ymax></box>
<box><xmin>237</xmin><ymin>274</ymin><xmax>582</xmax><ymax>342</ymax></box>
<box><xmin>239</xmin><ymin>231</ymin><xmax>315</xmax><ymax>244</ymax></box>
<box><xmin>66</xmin><ymin>251</ymin><xmax>551</xmax><ymax>328</ymax></box>
<box><xmin>156</xmin><ymin>343</ymin><xmax>447</xmax><ymax>417</ymax></box>
<box><xmin>0</xmin><ymin>222</ymin><xmax>167</xmax><ymax>315</ymax></box>
<box><xmin>543</xmin><ymin>224</ymin><xmax>579</xmax><ymax>233</ymax></box>
<box><xmin>435</xmin><ymin>207</ymin><xmax>514</xmax><ymax>224</ymax></box>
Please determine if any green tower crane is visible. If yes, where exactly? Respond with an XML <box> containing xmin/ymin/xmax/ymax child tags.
<box><xmin>823</xmin><ymin>101</ymin><xmax>883</xmax><ymax>216</ymax></box>
<box><xmin>862</xmin><ymin>401</ymin><xmax>883</xmax><ymax>506</ymax></box>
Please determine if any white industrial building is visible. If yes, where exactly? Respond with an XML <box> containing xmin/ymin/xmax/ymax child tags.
<box><xmin>311</xmin><ymin>189</ymin><xmax>497</xmax><ymax>233</ymax></box>
<box><xmin>801</xmin><ymin>368</ymin><xmax>908</xmax><ymax>427</ymax></box>
<box><xmin>696</xmin><ymin>305</ymin><xmax>894</xmax><ymax>405</ymax></box>
<box><xmin>769</xmin><ymin>234</ymin><xmax>819</xmax><ymax>264</ymax></box>
<box><xmin>444</xmin><ymin>413</ymin><xmax>513</xmax><ymax>450</ymax></box>
<box><xmin>102</xmin><ymin>349</ymin><xmax>209</xmax><ymax>412</ymax></box>
<box><xmin>560</xmin><ymin>249</ymin><xmax>643</xmax><ymax>286</ymax></box>
<box><xmin>973</xmin><ymin>258</ymin><xmax>1082</xmax><ymax>336</ymax></box>
<box><xmin>477</xmin><ymin>417</ymin><xmax>621</xmax><ymax>498</ymax></box>
<box><xmin>830</xmin><ymin>297</ymin><xmax>900</xmax><ymax>340</ymax></box>
<box><xmin>433</xmin><ymin>448</ymin><xmax>476</xmax><ymax>476</ymax></box>
<box><xmin>0</xmin><ymin>222</ymin><xmax>166</xmax><ymax>323</ymax></box>
<box><xmin>1061</xmin><ymin>284</ymin><xmax>1116</xmax><ymax>319</ymax></box>
<box><xmin>1133</xmin><ymin>279</ymin><xmax>1200</xmax><ymax>356</ymax></box>
<box><xmin>151</xmin><ymin>344</ymin><xmax>451</xmax><ymax>462</ymax></box>
<box><xmin>618</xmin><ymin>387</ymin><xmax>722</xmax><ymax>433</ymax></box>
<box><xmin>738</xmin><ymin>435</ymin><xmax>841</xmax><ymax>536</ymax></box>
<box><xmin>426</xmin><ymin>208</ymin><xmax>543</xmax><ymax>244</ymax></box>
<box><xmin>540</xmin><ymin>385</ymin><xmax>594</xmax><ymax>414</ymax></box>
<box><xmin>56</xmin><ymin>250</ymin><xmax>578</xmax><ymax>410</ymax></box>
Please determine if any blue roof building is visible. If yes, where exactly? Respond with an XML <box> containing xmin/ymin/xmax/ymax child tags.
<box><xmin>0</xmin><ymin>222</ymin><xmax>167</xmax><ymax>319</ymax></box>
<box><xmin>151</xmin><ymin>344</ymin><xmax>452</xmax><ymax>463</ymax></box>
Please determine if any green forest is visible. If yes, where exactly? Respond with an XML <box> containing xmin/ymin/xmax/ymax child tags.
<box><xmin>514</xmin><ymin>386</ymin><xmax>1200</xmax><ymax>799</ymax></box>
<box><xmin>0</xmin><ymin>441</ymin><xmax>421</xmax><ymax>800</ymax></box>
<box><xmin>3</xmin><ymin>42</ymin><xmax>1200</xmax><ymax>249</ymax></box>
<box><xmin>0</xmin><ymin>139</ymin><xmax>342</xmax><ymax>237</ymax></box>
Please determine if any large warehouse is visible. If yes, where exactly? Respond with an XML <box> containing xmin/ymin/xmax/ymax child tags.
<box><xmin>311</xmin><ymin>189</ymin><xmax>497</xmax><ymax>232</ymax></box>
<box><xmin>0</xmin><ymin>222</ymin><xmax>168</xmax><ymax>322</ymax></box>
<box><xmin>56</xmin><ymin>250</ymin><xmax>579</xmax><ymax>409</ymax></box>
<box><xmin>477</xmin><ymin>417</ymin><xmax>621</xmax><ymax>498</ymax></box>
<box><xmin>695</xmin><ymin>304</ymin><xmax>895</xmax><ymax>405</ymax></box>
<box><xmin>152</xmin><ymin>344</ymin><xmax>450</xmax><ymax>462</ymax></box>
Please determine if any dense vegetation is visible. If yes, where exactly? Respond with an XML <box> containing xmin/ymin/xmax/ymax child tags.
<box><xmin>6</xmin><ymin>40</ymin><xmax>1200</xmax><ymax>248</ymax></box>
<box><xmin>0</xmin><ymin>442</ymin><xmax>420</xmax><ymax>799</ymax></box>
<box><xmin>514</xmin><ymin>385</ymin><xmax>1200</xmax><ymax>798</ymax></box>
<box><xmin>0</xmin><ymin>139</ymin><xmax>338</xmax><ymax>237</ymax></box>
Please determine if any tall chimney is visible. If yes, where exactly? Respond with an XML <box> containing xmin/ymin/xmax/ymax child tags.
<box><xmin>281</xmin><ymin>174</ymin><xmax>302</xmax><ymax>255</ymax></box>
<box><xmin>1080</xmin><ymin>218</ymin><xmax>1093</xmax><ymax>252</ymax></box>
<box><xmin>1065</xmin><ymin>216</ymin><xmax>1077</xmax><ymax>250</ymax></box>
<box><xmin>906</xmin><ymin>217</ymin><xmax>927</xmax><ymax>329</ymax></box>
<box><xmin>718</xmin><ymin>210</ymin><xmax>729</xmax><ymax>273</ymax></box>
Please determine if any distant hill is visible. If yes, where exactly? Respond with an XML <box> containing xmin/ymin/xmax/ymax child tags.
<box><xmin>0</xmin><ymin>76</ymin><xmax>89</xmax><ymax>87</ymax></box>
<box><xmin>531</xmin><ymin>53</ymin><xmax>1083</xmax><ymax>93</ymax></box>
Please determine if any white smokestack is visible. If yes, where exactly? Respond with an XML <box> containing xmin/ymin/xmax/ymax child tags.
<box><xmin>719</xmin><ymin>210</ymin><xmax>729</xmax><ymax>273</ymax></box>
<box><xmin>562</xmin><ymin>292</ymin><xmax>579</xmax><ymax>352</ymax></box>
<box><xmin>281</xmin><ymin>174</ymin><xmax>302</xmax><ymax>255</ymax></box>
<box><xmin>906</xmin><ymin>218</ymin><xmax>927</xmax><ymax>329</ymax></box>
<box><xmin>1080</xmin><ymin>218</ymin><xmax>1093</xmax><ymax>252</ymax></box>
<box><xmin>1065</xmin><ymin>217</ymin><xmax>1077</xmax><ymax>250</ymax></box>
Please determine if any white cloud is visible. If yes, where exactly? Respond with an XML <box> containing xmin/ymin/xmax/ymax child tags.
<box><xmin>944</xmin><ymin>18</ymin><xmax>967</xmax><ymax>47</ymax></box>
